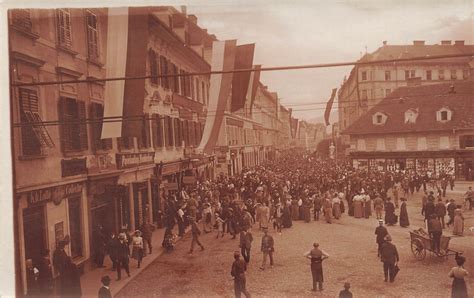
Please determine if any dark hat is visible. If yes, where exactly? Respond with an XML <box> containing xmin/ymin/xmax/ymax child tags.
<box><xmin>234</xmin><ymin>251</ymin><xmax>240</xmax><ymax>257</ymax></box>
<box><xmin>101</xmin><ymin>275</ymin><xmax>111</xmax><ymax>284</ymax></box>
<box><xmin>344</xmin><ymin>282</ymin><xmax>351</xmax><ymax>289</ymax></box>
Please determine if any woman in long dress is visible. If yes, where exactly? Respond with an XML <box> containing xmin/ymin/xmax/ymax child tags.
<box><xmin>399</xmin><ymin>198</ymin><xmax>410</xmax><ymax>227</ymax></box>
<box><xmin>353</xmin><ymin>195</ymin><xmax>363</xmax><ymax>218</ymax></box>
<box><xmin>452</xmin><ymin>208</ymin><xmax>464</xmax><ymax>236</ymax></box>
<box><xmin>364</xmin><ymin>195</ymin><xmax>372</xmax><ymax>218</ymax></box>
<box><xmin>291</xmin><ymin>199</ymin><xmax>300</xmax><ymax>221</ymax></box>
<box><xmin>332</xmin><ymin>195</ymin><xmax>341</xmax><ymax>219</ymax></box>
<box><xmin>384</xmin><ymin>198</ymin><xmax>396</xmax><ymax>225</ymax></box>
<box><xmin>282</xmin><ymin>201</ymin><xmax>292</xmax><ymax>228</ymax></box>
<box><xmin>449</xmin><ymin>255</ymin><xmax>469</xmax><ymax>298</ymax></box>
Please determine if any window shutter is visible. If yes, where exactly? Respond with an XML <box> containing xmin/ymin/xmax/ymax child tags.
<box><xmin>90</xmin><ymin>102</ymin><xmax>99</xmax><ymax>150</ymax></box>
<box><xmin>180</xmin><ymin>69</ymin><xmax>186</xmax><ymax>95</ymax></box>
<box><xmin>58</xmin><ymin>98</ymin><xmax>73</xmax><ymax>152</ymax></box>
<box><xmin>168</xmin><ymin>117</ymin><xmax>174</xmax><ymax>147</ymax></box>
<box><xmin>149</xmin><ymin>50</ymin><xmax>158</xmax><ymax>85</ymax></box>
<box><xmin>86</xmin><ymin>12</ymin><xmax>99</xmax><ymax>59</ymax></box>
<box><xmin>77</xmin><ymin>100</ymin><xmax>88</xmax><ymax>150</ymax></box>
<box><xmin>144</xmin><ymin>114</ymin><xmax>150</xmax><ymax>148</ymax></box>
<box><xmin>436</xmin><ymin>111</ymin><xmax>440</xmax><ymax>122</ymax></box>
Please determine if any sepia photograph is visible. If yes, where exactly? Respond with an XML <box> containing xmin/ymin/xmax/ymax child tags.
<box><xmin>0</xmin><ymin>0</ymin><xmax>473</xmax><ymax>297</ymax></box>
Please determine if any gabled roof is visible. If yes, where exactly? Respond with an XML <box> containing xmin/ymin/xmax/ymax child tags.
<box><xmin>343</xmin><ymin>81</ymin><xmax>474</xmax><ymax>135</ymax></box>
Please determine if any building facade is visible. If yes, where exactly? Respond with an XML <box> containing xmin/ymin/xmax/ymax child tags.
<box><xmin>344</xmin><ymin>82</ymin><xmax>474</xmax><ymax>180</ymax></box>
<box><xmin>339</xmin><ymin>40</ymin><xmax>474</xmax><ymax>153</ymax></box>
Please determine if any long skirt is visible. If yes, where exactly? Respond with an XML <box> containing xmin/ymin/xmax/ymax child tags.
<box><xmin>365</xmin><ymin>201</ymin><xmax>372</xmax><ymax>218</ymax></box>
<box><xmin>453</xmin><ymin>215</ymin><xmax>464</xmax><ymax>235</ymax></box>
<box><xmin>353</xmin><ymin>201</ymin><xmax>362</xmax><ymax>218</ymax></box>
<box><xmin>451</xmin><ymin>277</ymin><xmax>468</xmax><ymax>298</ymax></box>
<box><xmin>333</xmin><ymin>204</ymin><xmax>341</xmax><ymax>219</ymax></box>
<box><xmin>311</xmin><ymin>262</ymin><xmax>324</xmax><ymax>282</ymax></box>
<box><xmin>303</xmin><ymin>206</ymin><xmax>311</xmax><ymax>222</ymax></box>
<box><xmin>291</xmin><ymin>205</ymin><xmax>299</xmax><ymax>221</ymax></box>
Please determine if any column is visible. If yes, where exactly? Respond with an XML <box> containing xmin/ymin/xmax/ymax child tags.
<box><xmin>147</xmin><ymin>179</ymin><xmax>153</xmax><ymax>223</ymax></box>
<box><xmin>128</xmin><ymin>184</ymin><xmax>135</xmax><ymax>231</ymax></box>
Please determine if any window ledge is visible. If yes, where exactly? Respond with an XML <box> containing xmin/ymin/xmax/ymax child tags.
<box><xmin>18</xmin><ymin>154</ymin><xmax>47</xmax><ymax>161</ymax></box>
<box><xmin>63</xmin><ymin>151</ymin><xmax>88</xmax><ymax>158</ymax></box>
<box><xmin>57</xmin><ymin>44</ymin><xmax>79</xmax><ymax>57</ymax></box>
<box><xmin>11</xmin><ymin>25</ymin><xmax>40</xmax><ymax>40</ymax></box>
<box><xmin>87</xmin><ymin>57</ymin><xmax>104</xmax><ymax>67</ymax></box>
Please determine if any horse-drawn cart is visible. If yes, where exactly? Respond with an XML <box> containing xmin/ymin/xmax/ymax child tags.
<box><xmin>409</xmin><ymin>229</ymin><xmax>461</xmax><ymax>260</ymax></box>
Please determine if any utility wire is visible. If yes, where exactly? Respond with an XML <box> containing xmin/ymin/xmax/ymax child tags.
<box><xmin>12</xmin><ymin>53</ymin><xmax>474</xmax><ymax>87</ymax></box>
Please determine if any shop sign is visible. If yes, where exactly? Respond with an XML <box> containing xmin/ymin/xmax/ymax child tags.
<box><xmin>28</xmin><ymin>182</ymin><xmax>83</xmax><ymax>206</ymax></box>
<box><xmin>183</xmin><ymin>176</ymin><xmax>196</xmax><ymax>184</ymax></box>
<box><xmin>61</xmin><ymin>158</ymin><xmax>87</xmax><ymax>177</ymax></box>
<box><xmin>163</xmin><ymin>182</ymin><xmax>178</xmax><ymax>190</ymax></box>
<box><xmin>116</xmin><ymin>152</ymin><xmax>155</xmax><ymax>169</ymax></box>
<box><xmin>87</xmin><ymin>154</ymin><xmax>116</xmax><ymax>174</ymax></box>
<box><xmin>161</xmin><ymin>162</ymin><xmax>182</xmax><ymax>175</ymax></box>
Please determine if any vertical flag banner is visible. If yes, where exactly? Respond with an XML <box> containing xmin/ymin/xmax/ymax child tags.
<box><xmin>248</xmin><ymin>65</ymin><xmax>261</xmax><ymax>114</ymax></box>
<box><xmin>230</xmin><ymin>44</ymin><xmax>255</xmax><ymax>112</ymax></box>
<box><xmin>122</xmin><ymin>7</ymin><xmax>149</xmax><ymax>138</ymax></box>
<box><xmin>101</xmin><ymin>7</ymin><xmax>129</xmax><ymax>139</ymax></box>
<box><xmin>198</xmin><ymin>40</ymin><xmax>237</xmax><ymax>154</ymax></box>
<box><xmin>324</xmin><ymin>88</ymin><xmax>337</xmax><ymax>126</ymax></box>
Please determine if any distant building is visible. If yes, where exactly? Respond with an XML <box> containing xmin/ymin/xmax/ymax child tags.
<box><xmin>344</xmin><ymin>81</ymin><xmax>474</xmax><ymax>180</ymax></box>
<box><xmin>339</xmin><ymin>40</ymin><xmax>474</xmax><ymax>153</ymax></box>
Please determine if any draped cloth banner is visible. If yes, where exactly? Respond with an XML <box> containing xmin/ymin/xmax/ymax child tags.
<box><xmin>324</xmin><ymin>88</ymin><xmax>338</xmax><ymax>126</ymax></box>
<box><xmin>230</xmin><ymin>44</ymin><xmax>255</xmax><ymax>112</ymax></box>
<box><xmin>248</xmin><ymin>65</ymin><xmax>261</xmax><ymax>115</ymax></box>
<box><xmin>101</xmin><ymin>7</ymin><xmax>129</xmax><ymax>139</ymax></box>
<box><xmin>197</xmin><ymin>40</ymin><xmax>237</xmax><ymax>154</ymax></box>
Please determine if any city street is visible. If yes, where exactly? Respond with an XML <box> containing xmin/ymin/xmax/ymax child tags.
<box><xmin>117</xmin><ymin>187</ymin><xmax>473</xmax><ymax>297</ymax></box>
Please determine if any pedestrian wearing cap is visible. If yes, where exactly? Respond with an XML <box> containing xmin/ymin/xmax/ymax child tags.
<box><xmin>115</xmin><ymin>233</ymin><xmax>130</xmax><ymax>281</ymax></box>
<box><xmin>98</xmin><ymin>275</ymin><xmax>112</xmax><ymax>298</ymax></box>
<box><xmin>231</xmin><ymin>251</ymin><xmax>251</xmax><ymax>298</ymax></box>
<box><xmin>304</xmin><ymin>242</ymin><xmax>329</xmax><ymax>291</ymax></box>
<box><xmin>338</xmin><ymin>282</ymin><xmax>353</xmax><ymax>298</ymax></box>
<box><xmin>239</xmin><ymin>228</ymin><xmax>253</xmax><ymax>263</ymax></box>
<box><xmin>375</xmin><ymin>220</ymin><xmax>388</xmax><ymax>257</ymax></box>
<box><xmin>260</xmin><ymin>228</ymin><xmax>274</xmax><ymax>270</ymax></box>
<box><xmin>380</xmin><ymin>235</ymin><xmax>399</xmax><ymax>282</ymax></box>
<box><xmin>373</xmin><ymin>194</ymin><xmax>384</xmax><ymax>220</ymax></box>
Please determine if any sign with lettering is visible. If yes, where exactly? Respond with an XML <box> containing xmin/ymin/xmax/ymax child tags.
<box><xmin>116</xmin><ymin>152</ymin><xmax>155</xmax><ymax>169</ymax></box>
<box><xmin>61</xmin><ymin>158</ymin><xmax>87</xmax><ymax>177</ymax></box>
<box><xmin>163</xmin><ymin>182</ymin><xmax>178</xmax><ymax>190</ymax></box>
<box><xmin>28</xmin><ymin>182</ymin><xmax>83</xmax><ymax>206</ymax></box>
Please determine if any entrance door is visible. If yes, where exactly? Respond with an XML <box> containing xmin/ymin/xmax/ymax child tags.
<box><xmin>68</xmin><ymin>196</ymin><xmax>83</xmax><ymax>258</ymax></box>
<box><xmin>23</xmin><ymin>206</ymin><xmax>46</xmax><ymax>263</ymax></box>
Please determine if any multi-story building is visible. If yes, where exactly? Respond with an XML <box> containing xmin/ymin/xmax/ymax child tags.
<box><xmin>344</xmin><ymin>81</ymin><xmax>474</xmax><ymax>180</ymax></box>
<box><xmin>339</xmin><ymin>40</ymin><xmax>474</xmax><ymax>153</ymax></box>
<box><xmin>8</xmin><ymin>6</ymin><xmax>215</xmax><ymax>294</ymax></box>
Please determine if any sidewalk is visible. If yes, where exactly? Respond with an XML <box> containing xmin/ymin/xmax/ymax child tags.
<box><xmin>80</xmin><ymin>226</ymin><xmax>186</xmax><ymax>297</ymax></box>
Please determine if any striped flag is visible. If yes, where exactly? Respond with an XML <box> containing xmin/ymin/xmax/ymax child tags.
<box><xmin>101</xmin><ymin>7</ymin><xmax>129</xmax><ymax>139</ymax></box>
<box><xmin>248</xmin><ymin>65</ymin><xmax>261</xmax><ymax>115</ymax></box>
<box><xmin>324</xmin><ymin>88</ymin><xmax>337</xmax><ymax>126</ymax></box>
<box><xmin>197</xmin><ymin>40</ymin><xmax>237</xmax><ymax>154</ymax></box>
<box><xmin>230</xmin><ymin>44</ymin><xmax>255</xmax><ymax>112</ymax></box>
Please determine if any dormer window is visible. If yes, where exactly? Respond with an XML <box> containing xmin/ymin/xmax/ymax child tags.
<box><xmin>405</xmin><ymin>108</ymin><xmax>419</xmax><ymax>124</ymax></box>
<box><xmin>372</xmin><ymin>112</ymin><xmax>387</xmax><ymax>125</ymax></box>
<box><xmin>437</xmin><ymin>107</ymin><xmax>452</xmax><ymax>122</ymax></box>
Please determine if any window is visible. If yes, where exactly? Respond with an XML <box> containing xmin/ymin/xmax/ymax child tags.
<box><xmin>174</xmin><ymin>118</ymin><xmax>182</xmax><ymax>147</ymax></box>
<box><xmin>151</xmin><ymin>114</ymin><xmax>163</xmax><ymax>148</ymax></box>
<box><xmin>450</xmin><ymin>69</ymin><xmax>457</xmax><ymax>80</ymax></box>
<box><xmin>188</xmin><ymin>121</ymin><xmax>195</xmax><ymax>146</ymax></box>
<box><xmin>138</xmin><ymin>114</ymin><xmax>150</xmax><ymax>149</ymax></box>
<box><xmin>376</xmin><ymin>138</ymin><xmax>385</xmax><ymax>151</ymax></box>
<box><xmin>196</xmin><ymin>79</ymin><xmax>201</xmax><ymax>102</ymax></box>
<box><xmin>417</xmin><ymin>137</ymin><xmax>427</xmax><ymax>150</ymax></box>
<box><xmin>396</xmin><ymin>137</ymin><xmax>406</xmax><ymax>150</ymax></box>
<box><xmin>57</xmin><ymin>9</ymin><xmax>72</xmax><ymax>48</ymax></box>
<box><xmin>376</xmin><ymin>114</ymin><xmax>382</xmax><ymax>123</ymax></box>
<box><xmin>440</xmin><ymin>111</ymin><xmax>448</xmax><ymax>121</ymax></box>
<box><xmin>201</xmin><ymin>82</ymin><xmax>206</xmax><ymax>105</ymax></box>
<box><xmin>119</xmin><ymin>137</ymin><xmax>133</xmax><ymax>150</ymax></box>
<box><xmin>190</xmin><ymin>75</ymin><xmax>195</xmax><ymax>100</ymax></box>
<box><xmin>439</xmin><ymin>69</ymin><xmax>445</xmax><ymax>80</ymax></box>
<box><xmin>426</xmin><ymin>70</ymin><xmax>432</xmax><ymax>80</ymax></box>
<box><xmin>410</xmin><ymin>70</ymin><xmax>416</xmax><ymax>78</ymax></box>
<box><xmin>183</xmin><ymin>120</ymin><xmax>190</xmax><ymax>146</ymax></box>
<box><xmin>68</xmin><ymin>196</ymin><xmax>83</xmax><ymax>258</ymax></box>
<box><xmin>58</xmin><ymin>97</ymin><xmax>88</xmax><ymax>152</ymax></box>
<box><xmin>18</xmin><ymin>88</ymin><xmax>54</xmax><ymax>156</ymax></box>
<box><xmin>159</xmin><ymin>56</ymin><xmax>169</xmax><ymax>89</ymax></box>
<box><xmin>357</xmin><ymin>139</ymin><xmax>366</xmax><ymax>151</ymax></box>
<box><xmin>437</xmin><ymin>108</ymin><xmax>452</xmax><ymax>122</ymax></box>
<box><xmin>11</xmin><ymin>9</ymin><xmax>32</xmax><ymax>32</ymax></box>
<box><xmin>405</xmin><ymin>70</ymin><xmax>410</xmax><ymax>80</ymax></box>
<box><xmin>86</xmin><ymin>10</ymin><xmax>99</xmax><ymax>60</ymax></box>
<box><xmin>463</xmin><ymin>69</ymin><xmax>469</xmax><ymax>80</ymax></box>
<box><xmin>372</xmin><ymin>112</ymin><xmax>387</xmax><ymax>125</ymax></box>
<box><xmin>164</xmin><ymin>116</ymin><xmax>174</xmax><ymax>147</ymax></box>
<box><xmin>149</xmin><ymin>50</ymin><xmax>159</xmax><ymax>85</ymax></box>
<box><xmin>172</xmin><ymin>64</ymin><xmax>180</xmax><ymax>93</ymax></box>
<box><xmin>385</xmin><ymin>89</ymin><xmax>391</xmax><ymax>97</ymax></box>
<box><xmin>361</xmin><ymin>71</ymin><xmax>367</xmax><ymax>81</ymax></box>
<box><xmin>384</xmin><ymin>71</ymin><xmax>391</xmax><ymax>81</ymax></box>
<box><xmin>440</xmin><ymin>136</ymin><xmax>450</xmax><ymax>149</ymax></box>
<box><xmin>460</xmin><ymin>135</ymin><xmax>474</xmax><ymax>149</ymax></box>
<box><xmin>405</xmin><ymin>109</ymin><xmax>419</xmax><ymax>124</ymax></box>
<box><xmin>89</xmin><ymin>102</ymin><xmax>112</xmax><ymax>151</ymax></box>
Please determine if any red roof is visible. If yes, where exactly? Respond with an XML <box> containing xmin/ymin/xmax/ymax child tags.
<box><xmin>343</xmin><ymin>81</ymin><xmax>474</xmax><ymax>135</ymax></box>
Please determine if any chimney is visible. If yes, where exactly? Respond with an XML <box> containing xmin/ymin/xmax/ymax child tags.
<box><xmin>441</xmin><ymin>40</ymin><xmax>452</xmax><ymax>45</ymax></box>
<box><xmin>188</xmin><ymin>14</ymin><xmax>197</xmax><ymax>24</ymax></box>
<box><xmin>454</xmin><ymin>40</ymin><xmax>465</xmax><ymax>46</ymax></box>
<box><xmin>413</xmin><ymin>40</ymin><xmax>425</xmax><ymax>46</ymax></box>
<box><xmin>382</xmin><ymin>40</ymin><xmax>387</xmax><ymax>46</ymax></box>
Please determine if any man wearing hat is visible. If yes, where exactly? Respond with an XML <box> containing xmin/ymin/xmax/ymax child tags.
<box><xmin>304</xmin><ymin>242</ymin><xmax>329</xmax><ymax>291</ymax></box>
<box><xmin>373</xmin><ymin>193</ymin><xmax>384</xmax><ymax>220</ymax></box>
<box><xmin>375</xmin><ymin>220</ymin><xmax>388</xmax><ymax>257</ymax></box>
<box><xmin>260</xmin><ymin>228</ymin><xmax>274</xmax><ymax>270</ymax></box>
<box><xmin>231</xmin><ymin>251</ymin><xmax>250</xmax><ymax>298</ymax></box>
<box><xmin>98</xmin><ymin>275</ymin><xmax>112</xmax><ymax>298</ymax></box>
<box><xmin>380</xmin><ymin>235</ymin><xmax>399</xmax><ymax>282</ymax></box>
<box><xmin>338</xmin><ymin>282</ymin><xmax>353</xmax><ymax>298</ymax></box>
<box><xmin>115</xmin><ymin>233</ymin><xmax>130</xmax><ymax>281</ymax></box>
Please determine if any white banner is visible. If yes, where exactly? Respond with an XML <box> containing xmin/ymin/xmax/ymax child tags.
<box><xmin>101</xmin><ymin>7</ymin><xmax>129</xmax><ymax>139</ymax></box>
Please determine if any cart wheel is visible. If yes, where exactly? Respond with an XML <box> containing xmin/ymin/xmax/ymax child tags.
<box><xmin>411</xmin><ymin>239</ymin><xmax>426</xmax><ymax>260</ymax></box>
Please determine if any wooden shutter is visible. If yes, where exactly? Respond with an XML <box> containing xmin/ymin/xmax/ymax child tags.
<box><xmin>169</xmin><ymin>63</ymin><xmax>175</xmax><ymax>92</ymax></box>
<box><xmin>86</xmin><ymin>11</ymin><xmax>99</xmax><ymax>59</ymax></box>
<box><xmin>57</xmin><ymin>9</ymin><xmax>72</xmax><ymax>48</ymax></box>
<box><xmin>168</xmin><ymin>117</ymin><xmax>174</xmax><ymax>147</ymax></box>
<box><xmin>90</xmin><ymin>102</ymin><xmax>100</xmax><ymax>150</ymax></box>
<box><xmin>58</xmin><ymin>98</ymin><xmax>73</xmax><ymax>152</ymax></box>
<box><xmin>77</xmin><ymin>100</ymin><xmax>88</xmax><ymax>150</ymax></box>
<box><xmin>180</xmin><ymin>69</ymin><xmax>186</xmax><ymax>95</ymax></box>
<box><xmin>152</xmin><ymin>114</ymin><xmax>162</xmax><ymax>148</ymax></box>
<box><xmin>149</xmin><ymin>50</ymin><xmax>158</xmax><ymax>85</ymax></box>
<box><xmin>12</xmin><ymin>9</ymin><xmax>32</xmax><ymax>32</ymax></box>
<box><xmin>173</xmin><ymin>64</ymin><xmax>180</xmax><ymax>93</ymax></box>
<box><xmin>173</xmin><ymin>118</ymin><xmax>181</xmax><ymax>147</ymax></box>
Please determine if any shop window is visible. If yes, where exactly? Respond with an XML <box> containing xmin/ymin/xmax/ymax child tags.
<box><xmin>23</xmin><ymin>206</ymin><xmax>46</xmax><ymax>263</ymax></box>
<box><xmin>18</xmin><ymin>88</ymin><xmax>54</xmax><ymax>156</ymax></box>
<box><xmin>68</xmin><ymin>196</ymin><xmax>83</xmax><ymax>258</ymax></box>
<box><xmin>58</xmin><ymin>97</ymin><xmax>88</xmax><ymax>153</ymax></box>
<box><xmin>459</xmin><ymin>135</ymin><xmax>474</xmax><ymax>149</ymax></box>
<box><xmin>148</xmin><ymin>50</ymin><xmax>159</xmax><ymax>85</ymax></box>
<box><xmin>151</xmin><ymin>114</ymin><xmax>163</xmax><ymax>148</ymax></box>
<box><xmin>90</xmin><ymin>102</ymin><xmax>112</xmax><ymax>151</ymax></box>
<box><xmin>11</xmin><ymin>9</ymin><xmax>33</xmax><ymax>32</ymax></box>
<box><xmin>86</xmin><ymin>10</ymin><xmax>99</xmax><ymax>61</ymax></box>
<box><xmin>57</xmin><ymin>8</ymin><xmax>73</xmax><ymax>48</ymax></box>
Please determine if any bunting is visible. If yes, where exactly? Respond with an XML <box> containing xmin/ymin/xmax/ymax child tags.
<box><xmin>324</xmin><ymin>88</ymin><xmax>337</xmax><ymax>126</ymax></box>
<box><xmin>197</xmin><ymin>40</ymin><xmax>237</xmax><ymax>154</ymax></box>
<box><xmin>248</xmin><ymin>65</ymin><xmax>261</xmax><ymax>115</ymax></box>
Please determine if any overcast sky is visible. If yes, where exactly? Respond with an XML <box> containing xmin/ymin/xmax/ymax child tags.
<box><xmin>187</xmin><ymin>0</ymin><xmax>473</xmax><ymax>123</ymax></box>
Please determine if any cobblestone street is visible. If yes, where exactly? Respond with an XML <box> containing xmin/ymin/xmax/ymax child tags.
<box><xmin>117</xmin><ymin>188</ymin><xmax>473</xmax><ymax>297</ymax></box>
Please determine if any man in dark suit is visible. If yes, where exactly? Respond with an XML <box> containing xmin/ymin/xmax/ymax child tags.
<box><xmin>231</xmin><ymin>251</ymin><xmax>251</xmax><ymax>298</ymax></box>
<box><xmin>260</xmin><ymin>228</ymin><xmax>274</xmax><ymax>270</ymax></box>
<box><xmin>380</xmin><ymin>235</ymin><xmax>399</xmax><ymax>282</ymax></box>
<box><xmin>375</xmin><ymin>220</ymin><xmax>388</xmax><ymax>257</ymax></box>
<box><xmin>239</xmin><ymin>229</ymin><xmax>253</xmax><ymax>263</ymax></box>
<box><xmin>98</xmin><ymin>275</ymin><xmax>112</xmax><ymax>298</ymax></box>
<box><xmin>115</xmin><ymin>233</ymin><xmax>130</xmax><ymax>281</ymax></box>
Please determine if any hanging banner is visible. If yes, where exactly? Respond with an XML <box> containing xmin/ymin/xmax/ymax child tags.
<box><xmin>230</xmin><ymin>44</ymin><xmax>255</xmax><ymax>112</ymax></box>
<box><xmin>324</xmin><ymin>88</ymin><xmax>337</xmax><ymax>126</ymax></box>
